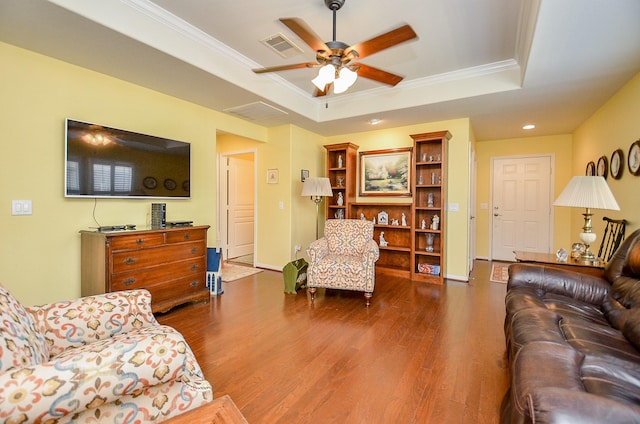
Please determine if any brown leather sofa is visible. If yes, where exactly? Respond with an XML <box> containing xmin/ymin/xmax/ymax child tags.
<box><xmin>501</xmin><ymin>228</ymin><xmax>640</xmax><ymax>423</ymax></box>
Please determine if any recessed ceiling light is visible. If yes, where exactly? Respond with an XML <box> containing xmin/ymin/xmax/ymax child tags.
<box><xmin>369</xmin><ymin>118</ymin><xmax>381</xmax><ymax>125</ymax></box>
<box><xmin>522</xmin><ymin>124</ymin><xmax>536</xmax><ymax>130</ymax></box>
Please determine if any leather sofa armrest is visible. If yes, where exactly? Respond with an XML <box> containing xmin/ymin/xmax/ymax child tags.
<box><xmin>26</xmin><ymin>289</ymin><xmax>158</xmax><ymax>356</ymax></box>
<box><xmin>528</xmin><ymin>388</ymin><xmax>640</xmax><ymax>423</ymax></box>
<box><xmin>508</xmin><ymin>263</ymin><xmax>610</xmax><ymax>306</ymax></box>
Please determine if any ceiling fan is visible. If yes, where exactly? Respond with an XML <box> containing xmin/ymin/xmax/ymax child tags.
<box><xmin>252</xmin><ymin>0</ymin><xmax>418</xmax><ymax>96</ymax></box>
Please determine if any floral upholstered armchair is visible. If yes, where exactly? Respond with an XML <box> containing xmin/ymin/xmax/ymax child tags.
<box><xmin>0</xmin><ymin>285</ymin><xmax>212</xmax><ymax>422</ymax></box>
<box><xmin>307</xmin><ymin>219</ymin><xmax>380</xmax><ymax>306</ymax></box>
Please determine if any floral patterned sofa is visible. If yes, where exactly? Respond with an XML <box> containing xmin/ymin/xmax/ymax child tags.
<box><xmin>0</xmin><ymin>285</ymin><xmax>212</xmax><ymax>422</ymax></box>
<box><xmin>307</xmin><ymin>219</ymin><xmax>380</xmax><ymax>306</ymax></box>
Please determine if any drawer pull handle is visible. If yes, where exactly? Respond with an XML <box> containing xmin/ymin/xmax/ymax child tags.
<box><xmin>123</xmin><ymin>278</ymin><xmax>136</xmax><ymax>286</ymax></box>
<box><xmin>124</xmin><ymin>257</ymin><xmax>136</xmax><ymax>265</ymax></box>
<box><xmin>190</xmin><ymin>281</ymin><xmax>199</xmax><ymax>287</ymax></box>
<box><xmin>191</xmin><ymin>248</ymin><xmax>199</xmax><ymax>254</ymax></box>
<box><xmin>136</xmin><ymin>238</ymin><xmax>145</xmax><ymax>245</ymax></box>
<box><xmin>190</xmin><ymin>264</ymin><xmax>199</xmax><ymax>271</ymax></box>
<box><xmin>184</xmin><ymin>234</ymin><xmax>191</xmax><ymax>240</ymax></box>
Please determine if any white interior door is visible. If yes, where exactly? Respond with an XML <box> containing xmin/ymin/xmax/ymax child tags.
<box><xmin>468</xmin><ymin>147</ymin><xmax>477</xmax><ymax>273</ymax></box>
<box><xmin>491</xmin><ymin>155</ymin><xmax>553</xmax><ymax>261</ymax></box>
<box><xmin>222</xmin><ymin>153</ymin><xmax>255</xmax><ymax>260</ymax></box>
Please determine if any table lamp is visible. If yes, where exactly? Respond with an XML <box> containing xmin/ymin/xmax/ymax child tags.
<box><xmin>301</xmin><ymin>177</ymin><xmax>333</xmax><ymax>239</ymax></box>
<box><xmin>553</xmin><ymin>176</ymin><xmax>620</xmax><ymax>262</ymax></box>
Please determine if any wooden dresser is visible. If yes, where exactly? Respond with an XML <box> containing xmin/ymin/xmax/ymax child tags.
<box><xmin>80</xmin><ymin>225</ymin><xmax>210</xmax><ymax>313</ymax></box>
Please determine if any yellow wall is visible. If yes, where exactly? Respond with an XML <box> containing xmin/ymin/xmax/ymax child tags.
<box><xmin>572</xmin><ymin>72</ymin><xmax>640</xmax><ymax>238</ymax></box>
<box><xmin>0</xmin><ymin>42</ymin><xmax>265</xmax><ymax>304</ymax></box>
<box><xmin>217</xmin><ymin>126</ymin><xmax>326</xmax><ymax>268</ymax></box>
<box><xmin>4</xmin><ymin>36</ymin><xmax>637</xmax><ymax>305</ymax></box>
<box><xmin>474</xmin><ymin>135</ymin><xmax>574</xmax><ymax>258</ymax></box>
<box><xmin>326</xmin><ymin>118</ymin><xmax>472</xmax><ymax>281</ymax></box>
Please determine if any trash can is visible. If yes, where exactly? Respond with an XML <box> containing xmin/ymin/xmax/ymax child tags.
<box><xmin>206</xmin><ymin>247</ymin><xmax>224</xmax><ymax>295</ymax></box>
<box><xmin>282</xmin><ymin>258</ymin><xmax>308</xmax><ymax>294</ymax></box>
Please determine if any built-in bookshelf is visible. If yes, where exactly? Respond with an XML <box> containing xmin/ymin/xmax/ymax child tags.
<box><xmin>324</xmin><ymin>143</ymin><xmax>358</xmax><ymax>220</ymax></box>
<box><xmin>349</xmin><ymin>203</ymin><xmax>412</xmax><ymax>277</ymax></box>
<box><xmin>410</xmin><ymin>131</ymin><xmax>451</xmax><ymax>283</ymax></box>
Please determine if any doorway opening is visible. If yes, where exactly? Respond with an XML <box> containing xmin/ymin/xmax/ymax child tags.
<box><xmin>218</xmin><ymin>151</ymin><xmax>257</xmax><ymax>266</ymax></box>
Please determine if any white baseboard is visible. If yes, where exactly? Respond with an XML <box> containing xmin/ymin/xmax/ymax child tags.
<box><xmin>254</xmin><ymin>262</ymin><xmax>282</xmax><ymax>272</ymax></box>
<box><xmin>445</xmin><ymin>273</ymin><xmax>469</xmax><ymax>282</ymax></box>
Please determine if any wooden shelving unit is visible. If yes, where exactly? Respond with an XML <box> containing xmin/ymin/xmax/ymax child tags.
<box><xmin>410</xmin><ymin>131</ymin><xmax>451</xmax><ymax>284</ymax></box>
<box><xmin>349</xmin><ymin>202</ymin><xmax>412</xmax><ymax>277</ymax></box>
<box><xmin>324</xmin><ymin>142</ymin><xmax>358</xmax><ymax>220</ymax></box>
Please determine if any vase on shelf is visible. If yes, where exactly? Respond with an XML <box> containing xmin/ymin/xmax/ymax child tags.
<box><xmin>425</xmin><ymin>233</ymin><xmax>435</xmax><ymax>252</ymax></box>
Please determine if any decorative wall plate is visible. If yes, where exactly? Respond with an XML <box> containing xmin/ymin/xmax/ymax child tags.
<box><xmin>143</xmin><ymin>176</ymin><xmax>157</xmax><ymax>190</ymax></box>
<box><xmin>585</xmin><ymin>161</ymin><xmax>596</xmax><ymax>176</ymax></box>
<box><xmin>610</xmin><ymin>149</ymin><xmax>623</xmax><ymax>179</ymax></box>
<box><xmin>629</xmin><ymin>139</ymin><xmax>640</xmax><ymax>176</ymax></box>
<box><xmin>596</xmin><ymin>155</ymin><xmax>608</xmax><ymax>179</ymax></box>
<box><xmin>164</xmin><ymin>178</ymin><xmax>177</xmax><ymax>190</ymax></box>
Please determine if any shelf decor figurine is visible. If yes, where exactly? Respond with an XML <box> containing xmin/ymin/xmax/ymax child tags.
<box><xmin>338</xmin><ymin>154</ymin><xmax>343</xmax><ymax>168</ymax></box>
<box><xmin>380</xmin><ymin>232</ymin><xmax>388</xmax><ymax>247</ymax></box>
<box><xmin>427</xmin><ymin>192</ymin><xmax>434</xmax><ymax>207</ymax></box>
<box><xmin>431</xmin><ymin>214</ymin><xmax>440</xmax><ymax>230</ymax></box>
<box><xmin>337</xmin><ymin>192</ymin><xmax>344</xmax><ymax>206</ymax></box>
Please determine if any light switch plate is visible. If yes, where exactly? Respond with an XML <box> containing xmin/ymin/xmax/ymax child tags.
<box><xmin>12</xmin><ymin>200</ymin><xmax>32</xmax><ymax>215</ymax></box>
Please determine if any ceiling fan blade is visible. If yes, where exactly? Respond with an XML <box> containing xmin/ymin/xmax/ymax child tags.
<box><xmin>345</xmin><ymin>24</ymin><xmax>417</xmax><ymax>60</ymax></box>
<box><xmin>280</xmin><ymin>18</ymin><xmax>331</xmax><ymax>56</ymax></box>
<box><xmin>353</xmin><ymin>63</ymin><xmax>404</xmax><ymax>86</ymax></box>
<box><xmin>252</xmin><ymin>62</ymin><xmax>319</xmax><ymax>74</ymax></box>
<box><xmin>314</xmin><ymin>85</ymin><xmax>329</xmax><ymax>97</ymax></box>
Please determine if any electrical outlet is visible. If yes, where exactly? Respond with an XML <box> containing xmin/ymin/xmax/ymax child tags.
<box><xmin>294</xmin><ymin>244</ymin><xmax>301</xmax><ymax>254</ymax></box>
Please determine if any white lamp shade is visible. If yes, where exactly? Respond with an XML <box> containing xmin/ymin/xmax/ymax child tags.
<box><xmin>553</xmin><ymin>176</ymin><xmax>620</xmax><ymax>210</ymax></box>
<box><xmin>333</xmin><ymin>67</ymin><xmax>358</xmax><ymax>94</ymax></box>
<box><xmin>312</xmin><ymin>64</ymin><xmax>335</xmax><ymax>91</ymax></box>
<box><xmin>301</xmin><ymin>177</ymin><xmax>333</xmax><ymax>197</ymax></box>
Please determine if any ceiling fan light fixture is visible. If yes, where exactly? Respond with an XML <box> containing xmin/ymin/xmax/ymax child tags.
<box><xmin>312</xmin><ymin>64</ymin><xmax>335</xmax><ymax>90</ymax></box>
<box><xmin>333</xmin><ymin>67</ymin><xmax>358</xmax><ymax>93</ymax></box>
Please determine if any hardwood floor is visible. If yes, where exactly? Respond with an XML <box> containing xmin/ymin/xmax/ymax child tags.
<box><xmin>157</xmin><ymin>260</ymin><xmax>509</xmax><ymax>423</ymax></box>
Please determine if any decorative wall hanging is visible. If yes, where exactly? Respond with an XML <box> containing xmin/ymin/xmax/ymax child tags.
<box><xmin>610</xmin><ymin>149</ymin><xmax>623</xmax><ymax>179</ymax></box>
<box><xmin>596</xmin><ymin>155</ymin><xmax>608</xmax><ymax>179</ymax></box>
<box><xmin>359</xmin><ymin>148</ymin><xmax>412</xmax><ymax>196</ymax></box>
<box><xmin>585</xmin><ymin>161</ymin><xmax>596</xmax><ymax>176</ymax></box>
<box><xmin>628</xmin><ymin>139</ymin><xmax>640</xmax><ymax>176</ymax></box>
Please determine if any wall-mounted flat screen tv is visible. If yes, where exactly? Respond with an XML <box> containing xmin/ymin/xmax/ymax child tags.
<box><xmin>65</xmin><ymin>119</ymin><xmax>191</xmax><ymax>199</ymax></box>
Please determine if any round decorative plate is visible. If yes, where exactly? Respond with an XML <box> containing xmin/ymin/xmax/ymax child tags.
<box><xmin>164</xmin><ymin>178</ymin><xmax>177</xmax><ymax>190</ymax></box>
<box><xmin>596</xmin><ymin>155</ymin><xmax>608</xmax><ymax>179</ymax></box>
<box><xmin>629</xmin><ymin>139</ymin><xmax>640</xmax><ymax>176</ymax></box>
<box><xmin>585</xmin><ymin>161</ymin><xmax>596</xmax><ymax>176</ymax></box>
<box><xmin>610</xmin><ymin>149</ymin><xmax>623</xmax><ymax>179</ymax></box>
<box><xmin>143</xmin><ymin>176</ymin><xmax>157</xmax><ymax>190</ymax></box>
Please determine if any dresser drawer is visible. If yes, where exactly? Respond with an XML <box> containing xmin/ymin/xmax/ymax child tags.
<box><xmin>148</xmin><ymin>274</ymin><xmax>207</xmax><ymax>311</ymax></box>
<box><xmin>109</xmin><ymin>233</ymin><xmax>165</xmax><ymax>251</ymax></box>
<box><xmin>112</xmin><ymin>241</ymin><xmax>206</xmax><ymax>273</ymax></box>
<box><xmin>111</xmin><ymin>256</ymin><xmax>205</xmax><ymax>291</ymax></box>
<box><xmin>166</xmin><ymin>228</ymin><xmax>207</xmax><ymax>244</ymax></box>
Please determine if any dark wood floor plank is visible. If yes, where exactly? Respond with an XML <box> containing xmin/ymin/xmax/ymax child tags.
<box><xmin>157</xmin><ymin>260</ymin><xmax>508</xmax><ymax>423</ymax></box>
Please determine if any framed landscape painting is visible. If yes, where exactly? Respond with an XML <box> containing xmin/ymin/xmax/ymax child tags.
<box><xmin>359</xmin><ymin>148</ymin><xmax>412</xmax><ymax>196</ymax></box>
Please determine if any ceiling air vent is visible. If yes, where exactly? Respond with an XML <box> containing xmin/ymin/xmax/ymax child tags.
<box><xmin>223</xmin><ymin>101</ymin><xmax>288</xmax><ymax>122</ymax></box>
<box><xmin>261</xmin><ymin>33</ymin><xmax>304</xmax><ymax>58</ymax></box>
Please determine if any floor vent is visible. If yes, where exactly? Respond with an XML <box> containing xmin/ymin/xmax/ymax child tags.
<box><xmin>223</xmin><ymin>101</ymin><xmax>289</xmax><ymax>121</ymax></box>
<box><xmin>261</xmin><ymin>33</ymin><xmax>304</xmax><ymax>58</ymax></box>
